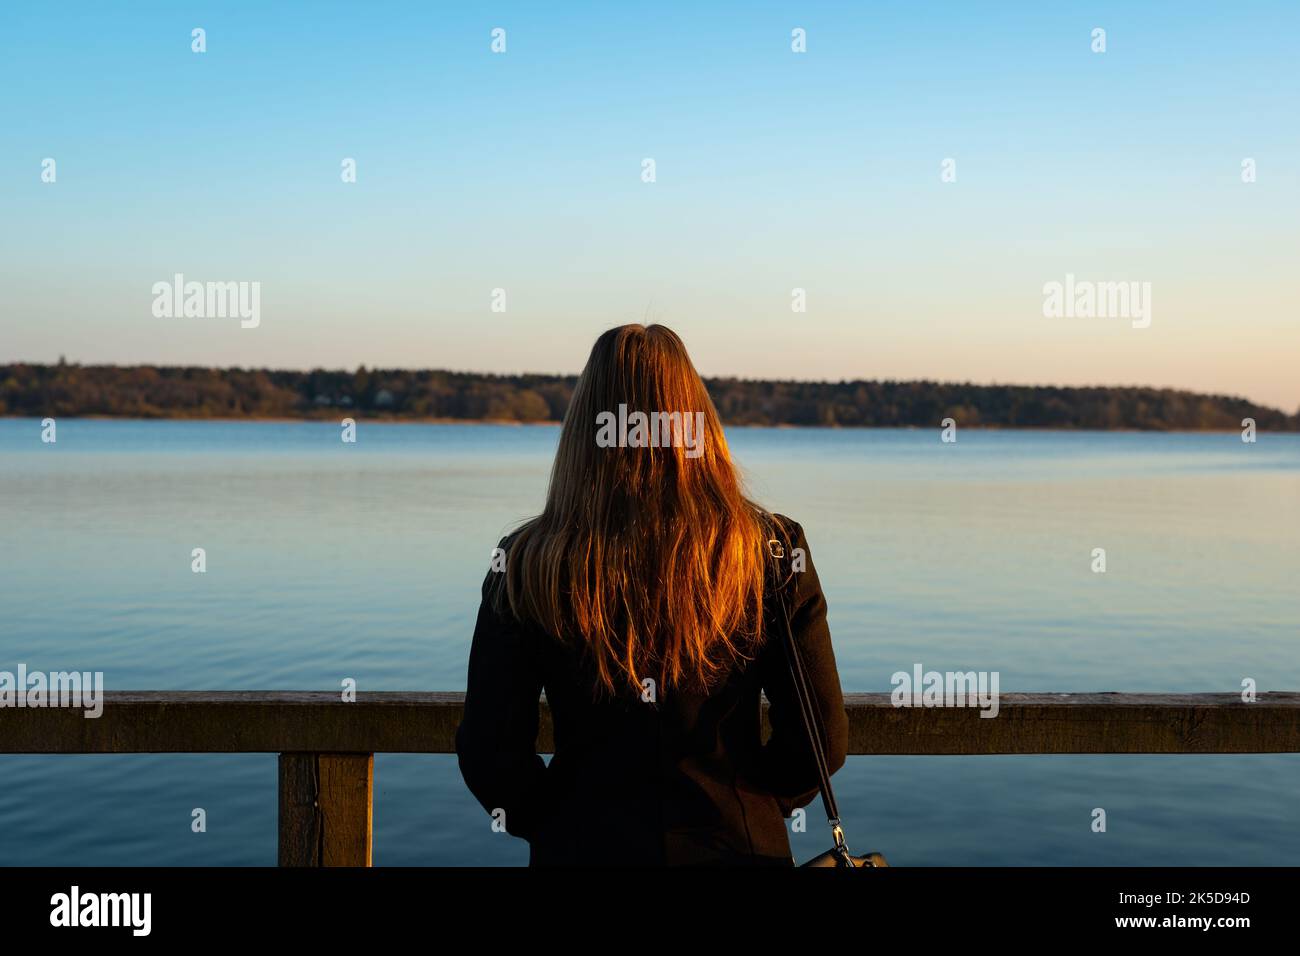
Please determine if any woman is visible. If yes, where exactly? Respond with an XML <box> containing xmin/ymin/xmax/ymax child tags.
<box><xmin>455</xmin><ymin>324</ymin><xmax>848</xmax><ymax>866</ymax></box>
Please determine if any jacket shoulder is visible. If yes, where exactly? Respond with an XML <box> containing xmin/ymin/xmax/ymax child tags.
<box><xmin>765</xmin><ymin>512</ymin><xmax>809</xmax><ymax>553</ymax></box>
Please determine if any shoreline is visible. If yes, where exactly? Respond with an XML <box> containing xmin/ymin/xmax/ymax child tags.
<box><xmin>0</xmin><ymin>414</ymin><xmax>1292</xmax><ymax>434</ymax></box>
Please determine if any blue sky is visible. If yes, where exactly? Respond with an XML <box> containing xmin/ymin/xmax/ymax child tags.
<box><xmin>2</xmin><ymin>1</ymin><xmax>1297</xmax><ymax>409</ymax></box>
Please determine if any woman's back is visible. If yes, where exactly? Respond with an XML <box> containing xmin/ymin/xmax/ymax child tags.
<box><xmin>453</xmin><ymin>325</ymin><xmax>849</xmax><ymax>866</ymax></box>
<box><xmin>457</xmin><ymin>516</ymin><xmax>848</xmax><ymax>865</ymax></box>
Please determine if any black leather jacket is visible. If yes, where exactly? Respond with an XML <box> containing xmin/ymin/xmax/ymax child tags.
<box><xmin>455</xmin><ymin>515</ymin><xmax>848</xmax><ymax>866</ymax></box>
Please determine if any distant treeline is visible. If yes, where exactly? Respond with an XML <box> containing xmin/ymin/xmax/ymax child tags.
<box><xmin>2</xmin><ymin>362</ymin><xmax>1296</xmax><ymax>431</ymax></box>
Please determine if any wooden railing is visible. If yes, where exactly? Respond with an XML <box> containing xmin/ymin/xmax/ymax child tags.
<box><xmin>3</xmin><ymin>691</ymin><xmax>1298</xmax><ymax>866</ymax></box>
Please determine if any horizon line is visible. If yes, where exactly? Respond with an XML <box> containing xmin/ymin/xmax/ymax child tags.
<box><xmin>4</xmin><ymin>358</ymin><xmax>1294</xmax><ymax>415</ymax></box>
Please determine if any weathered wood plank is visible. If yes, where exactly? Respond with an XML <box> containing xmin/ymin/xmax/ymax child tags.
<box><xmin>277</xmin><ymin>753</ymin><xmax>319</xmax><ymax>866</ymax></box>
<box><xmin>278</xmin><ymin>753</ymin><xmax>373</xmax><ymax>867</ymax></box>
<box><xmin>838</xmin><ymin>693</ymin><xmax>1300</xmax><ymax>755</ymax></box>
<box><xmin>2</xmin><ymin>691</ymin><xmax>1297</xmax><ymax>755</ymax></box>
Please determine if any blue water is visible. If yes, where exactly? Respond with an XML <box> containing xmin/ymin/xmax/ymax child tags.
<box><xmin>1</xmin><ymin>419</ymin><xmax>1297</xmax><ymax>865</ymax></box>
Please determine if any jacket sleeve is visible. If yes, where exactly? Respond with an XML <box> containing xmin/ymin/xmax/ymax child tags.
<box><xmin>454</xmin><ymin>564</ymin><xmax>552</xmax><ymax>842</ymax></box>
<box><xmin>756</xmin><ymin>519</ymin><xmax>849</xmax><ymax>815</ymax></box>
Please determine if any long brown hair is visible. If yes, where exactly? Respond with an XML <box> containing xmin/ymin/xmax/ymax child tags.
<box><xmin>494</xmin><ymin>324</ymin><xmax>775</xmax><ymax>697</ymax></box>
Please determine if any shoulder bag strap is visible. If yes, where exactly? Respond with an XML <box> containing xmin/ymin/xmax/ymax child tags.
<box><xmin>765</xmin><ymin>532</ymin><xmax>848</xmax><ymax>854</ymax></box>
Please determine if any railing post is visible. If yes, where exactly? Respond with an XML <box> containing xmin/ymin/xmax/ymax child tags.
<box><xmin>278</xmin><ymin>752</ymin><xmax>373</xmax><ymax>866</ymax></box>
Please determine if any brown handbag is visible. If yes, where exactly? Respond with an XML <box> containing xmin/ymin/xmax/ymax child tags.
<box><xmin>767</xmin><ymin>534</ymin><xmax>889</xmax><ymax>868</ymax></box>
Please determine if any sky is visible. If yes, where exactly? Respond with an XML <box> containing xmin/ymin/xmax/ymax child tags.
<box><xmin>1</xmin><ymin>1</ymin><xmax>1297</xmax><ymax>411</ymax></box>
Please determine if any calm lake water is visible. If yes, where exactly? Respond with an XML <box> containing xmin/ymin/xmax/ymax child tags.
<box><xmin>1</xmin><ymin>419</ymin><xmax>1297</xmax><ymax>866</ymax></box>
